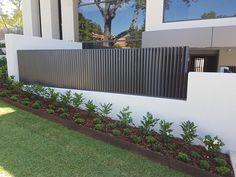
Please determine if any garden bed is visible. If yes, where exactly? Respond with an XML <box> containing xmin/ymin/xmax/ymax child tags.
<box><xmin>0</xmin><ymin>81</ymin><xmax>234</xmax><ymax>177</ymax></box>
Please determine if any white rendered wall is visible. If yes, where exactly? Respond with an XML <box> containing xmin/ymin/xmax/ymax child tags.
<box><xmin>40</xmin><ymin>0</ymin><xmax>60</xmax><ymax>39</ymax></box>
<box><xmin>5</xmin><ymin>34</ymin><xmax>82</xmax><ymax>81</ymax></box>
<box><xmin>61</xmin><ymin>0</ymin><xmax>79</xmax><ymax>42</ymax></box>
<box><xmin>146</xmin><ymin>0</ymin><xmax>236</xmax><ymax>31</ymax></box>
<box><xmin>49</xmin><ymin>73</ymin><xmax>236</xmax><ymax>152</ymax></box>
<box><xmin>22</xmin><ymin>0</ymin><xmax>41</xmax><ymax>36</ymax></box>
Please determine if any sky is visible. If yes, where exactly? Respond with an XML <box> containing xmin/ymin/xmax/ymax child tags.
<box><xmin>0</xmin><ymin>0</ymin><xmax>14</xmax><ymax>15</ymax></box>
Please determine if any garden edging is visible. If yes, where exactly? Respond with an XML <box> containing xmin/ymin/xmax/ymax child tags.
<box><xmin>0</xmin><ymin>97</ymin><xmax>228</xmax><ymax>177</ymax></box>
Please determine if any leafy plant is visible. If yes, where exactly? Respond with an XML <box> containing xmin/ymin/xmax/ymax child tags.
<box><xmin>57</xmin><ymin>108</ymin><xmax>67</xmax><ymax>114</ymax></box>
<box><xmin>215</xmin><ymin>158</ymin><xmax>227</xmax><ymax>167</ymax></box>
<box><xmin>152</xmin><ymin>144</ymin><xmax>162</xmax><ymax>152</ymax></box>
<box><xmin>98</xmin><ymin>103</ymin><xmax>112</xmax><ymax>118</ymax></box>
<box><xmin>202</xmin><ymin>135</ymin><xmax>225</xmax><ymax>154</ymax></box>
<box><xmin>166</xmin><ymin>143</ymin><xmax>177</xmax><ymax>151</ymax></box>
<box><xmin>159</xmin><ymin>120</ymin><xmax>173</xmax><ymax>144</ymax></box>
<box><xmin>190</xmin><ymin>151</ymin><xmax>201</xmax><ymax>159</ymax></box>
<box><xmin>72</xmin><ymin>93</ymin><xmax>84</xmax><ymax>109</ymax></box>
<box><xmin>117</xmin><ymin>106</ymin><xmax>133</xmax><ymax>127</ymax></box>
<box><xmin>140</xmin><ymin>112</ymin><xmax>159</xmax><ymax>135</ymax></box>
<box><xmin>21</xmin><ymin>98</ymin><xmax>30</xmax><ymax>106</ymax></box>
<box><xmin>5</xmin><ymin>76</ymin><xmax>15</xmax><ymax>90</ymax></box>
<box><xmin>93</xmin><ymin>118</ymin><xmax>102</xmax><ymax>124</ymax></box>
<box><xmin>95</xmin><ymin>124</ymin><xmax>104</xmax><ymax>131</ymax></box>
<box><xmin>74</xmin><ymin>113</ymin><xmax>81</xmax><ymax>119</ymax></box>
<box><xmin>131</xmin><ymin>135</ymin><xmax>141</xmax><ymax>144</ymax></box>
<box><xmin>75</xmin><ymin>118</ymin><xmax>85</xmax><ymax>124</ymax></box>
<box><xmin>123</xmin><ymin>128</ymin><xmax>131</xmax><ymax>136</ymax></box>
<box><xmin>31</xmin><ymin>84</ymin><xmax>46</xmax><ymax>98</ymax></box>
<box><xmin>216</xmin><ymin>167</ymin><xmax>230</xmax><ymax>176</ymax></box>
<box><xmin>59</xmin><ymin>91</ymin><xmax>72</xmax><ymax>108</ymax></box>
<box><xmin>0</xmin><ymin>65</ymin><xmax>7</xmax><ymax>81</ymax></box>
<box><xmin>46</xmin><ymin>88</ymin><xmax>59</xmax><ymax>104</ymax></box>
<box><xmin>106</xmin><ymin>122</ymin><xmax>116</xmax><ymax>129</ymax></box>
<box><xmin>85</xmin><ymin>100</ymin><xmax>97</xmax><ymax>115</ymax></box>
<box><xmin>177</xmin><ymin>152</ymin><xmax>190</xmax><ymax>162</ymax></box>
<box><xmin>145</xmin><ymin>135</ymin><xmax>156</xmax><ymax>144</ymax></box>
<box><xmin>46</xmin><ymin>109</ymin><xmax>55</xmax><ymax>114</ymax></box>
<box><xmin>59</xmin><ymin>112</ymin><xmax>69</xmax><ymax>119</ymax></box>
<box><xmin>13</xmin><ymin>81</ymin><xmax>23</xmax><ymax>93</ymax></box>
<box><xmin>180</xmin><ymin>121</ymin><xmax>197</xmax><ymax>145</ymax></box>
<box><xmin>10</xmin><ymin>95</ymin><xmax>18</xmax><ymax>102</ymax></box>
<box><xmin>0</xmin><ymin>90</ymin><xmax>7</xmax><ymax>97</ymax></box>
<box><xmin>112</xmin><ymin>129</ymin><xmax>121</xmax><ymax>136</ymax></box>
<box><xmin>32</xmin><ymin>101</ymin><xmax>41</xmax><ymax>109</ymax></box>
<box><xmin>199</xmin><ymin>160</ymin><xmax>210</xmax><ymax>170</ymax></box>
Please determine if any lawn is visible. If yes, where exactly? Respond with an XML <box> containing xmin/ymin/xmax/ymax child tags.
<box><xmin>0</xmin><ymin>100</ymin><xmax>191</xmax><ymax>177</ymax></box>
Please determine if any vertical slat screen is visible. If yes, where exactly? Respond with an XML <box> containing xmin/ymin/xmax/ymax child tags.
<box><xmin>18</xmin><ymin>47</ymin><xmax>189</xmax><ymax>99</ymax></box>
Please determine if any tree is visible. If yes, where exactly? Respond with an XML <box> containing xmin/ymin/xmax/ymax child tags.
<box><xmin>129</xmin><ymin>0</ymin><xmax>146</xmax><ymax>30</ymax></box>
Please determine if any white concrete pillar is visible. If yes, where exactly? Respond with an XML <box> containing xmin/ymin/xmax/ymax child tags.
<box><xmin>61</xmin><ymin>0</ymin><xmax>79</xmax><ymax>42</ymax></box>
<box><xmin>40</xmin><ymin>0</ymin><xmax>60</xmax><ymax>39</ymax></box>
<box><xmin>22</xmin><ymin>0</ymin><xmax>41</xmax><ymax>37</ymax></box>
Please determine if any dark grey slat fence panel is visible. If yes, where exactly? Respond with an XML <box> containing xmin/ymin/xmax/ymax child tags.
<box><xmin>18</xmin><ymin>47</ymin><xmax>189</xmax><ymax>99</ymax></box>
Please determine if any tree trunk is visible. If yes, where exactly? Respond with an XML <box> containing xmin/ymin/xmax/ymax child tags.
<box><xmin>130</xmin><ymin>3</ymin><xmax>139</xmax><ymax>30</ymax></box>
<box><xmin>103</xmin><ymin>16</ymin><xmax>112</xmax><ymax>47</ymax></box>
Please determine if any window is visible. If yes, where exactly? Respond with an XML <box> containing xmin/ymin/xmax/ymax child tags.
<box><xmin>78</xmin><ymin>0</ymin><xmax>146</xmax><ymax>48</ymax></box>
<box><xmin>163</xmin><ymin>0</ymin><xmax>236</xmax><ymax>22</ymax></box>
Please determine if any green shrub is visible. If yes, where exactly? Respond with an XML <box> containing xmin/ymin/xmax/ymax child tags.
<box><xmin>72</xmin><ymin>93</ymin><xmax>84</xmax><ymax>109</ymax></box>
<box><xmin>32</xmin><ymin>101</ymin><xmax>41</xmax><ymax>109</ymax></box>
<box><xmin>152</xmin><ymin>144</ymin><xmax>162</xmax><ymax>152</ymax></box>
<box><xmin>199</xmin><ymin>160</ymin><xmax>210</xmax><ymax>170</ymax></box>
<box><xmin>166</xmin><ymin>143</ymin><xmax>176</xmax><ymax>151</ymax></box>
<box><xmin>75</xmin><ymin>118</ymin><xmax>85</xmax><ymax>124</ymax></box>
<box><xmin>0</xmin><ymin>65</ymin><xmax>7</xmax><ymax>81</ymax></box>
<box><xmin>140</xmin><ymin>112</ymin><xmax>159</xmax><ymax>135</ymax></box>
<box><xmin>95</xmin><ymin>124</ymin><xmax>104</xmax><ymax>131</ymax></box>
<box><xmin>85</xmin><ymin>100</ymin><xmax>97</xmax><ymax>115</ymax></box>
<box><xmin>31</xmin><ymin>84</ymin><xmax>46</xmax><ymax>98</ymax></box>
<box><xmin>215</xmin><ymin>158</ymin><xmax>227</xmax><ymax>167</ymax></box>
<box><xmin>216</xmin><ymin>166</ymin><xmax>230</xmax><ymax>176</ymax></box>
<box><xmin>117</xmin><ymin>106</ymin><xmax>133</xmax><ymax>127</ymax></box>
<box><xmin>106</xmin><ymin>122</ymin><xmax>116</xmax><ymax>129</ymax></box>
<box><xmin>10</xmin><ymin>95</ymin><xmax>18</xmax><ymax>102</ymax></box>
<box><xmin>12</xmin><ymin>81</ymin><xmax>23</xmax><ymax>93</ymax></box>
<box><xmin>112</xmin><ymin>129</ymin><xmax>121</xmax><ymax>136</ymax></box>
<box><xmin>57</xmin><ymin>107</ymin><xmax>67</xmax><ymax>114</ymax></box>
<box><xmin>190</xmin><ymin>151</ymin><xmax>201</xmax><ymax>159</ymax></box>
<box><xmin>59</xmin><ymin>112</ymin><xmax>69</xmax><ymax>119</ymax></box>
<box><xmin>0</xmin><ymin>91</ymin><xmax>7</xmax><ymax>97</ymax></box>
<box><xmin>180</xmin><ymin>121</ymin><xmax>198</xmax><ymax>145</ymax></box>
<box><xmin>46</xmin><ymin>109</ymin><xmax>55</xmax><ymax>114</ymax></box>
<box><xmin>123</xmin><ymin>128</ymin><xmax>131</xmax><ymax>136</ymax></box>
<box><xmin>131</xmin><ymin>135</ymin><xmax>141</xmax><ymax>144</ymax></box>
<box><xmin>145</xmin><ymin>135</ymin><xmax>156</xmax><ymax>144</ymax></box>
<box><xmin>202</xmin><ymin>135</ymin><xmax>224</xmax><ymax>154</ymax></box>
<box><xmin>46</xmin><ymin>88</ymin><xmax>59</xmax><ymax>103</ymax></box>
<box><xmin>177</xmin><ymin>152</ymin><xmax>190</xmax><ymax>162</ymax></box>
<box><xmin>93</xmin><ymin>117</ymin><xmax>102</xmax><ymax>124</ymax></box>
<box><xmin>98</xmin><ymin>103</ymin><xmax>112</xmax><ymax>118</ymax></box>
<box><xmin>59</xmin><ymin>91</ymin><xmax>72</xmax><ymax>107</ymax></box>
<box><xmin>21</xmin><ymin>100</ymin><xmax>30</xmax><ymax>106</ymax></box>
<box><xmin>74</xmin><ymin>112</ymin><xmax>81</xmax><ymax>119</ymax></box>
<box><xmin>159</xmin><ymin>120</ymin><xmax>173</xmax><ymax>144</ymax></box>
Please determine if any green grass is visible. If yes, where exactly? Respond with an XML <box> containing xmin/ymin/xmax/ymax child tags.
<box><xmin>0</xmin><ymin>101</ymin><xmax>191</xmax><ymax>177</ymax></box>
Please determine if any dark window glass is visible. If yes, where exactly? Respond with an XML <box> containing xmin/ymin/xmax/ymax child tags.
<box><xmin>78</xmin><ymin>0</ymin><xmax>146</xmax><ymax>48</ymax></box>
<box><xmin>163</xmin><ymin>0</ymin><xmax>236</xmax><ymax>22</ymax></box>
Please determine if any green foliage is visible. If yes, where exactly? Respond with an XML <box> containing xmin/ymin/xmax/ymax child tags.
<box><xmin>46</xmin><ymin>109</ymin><xmax>55</xmax><ymax>114</ymax></box>
<box><xmin>59</xmin><ymin>112</ymin><xmax>69</xmax><ymax>119</ymax></box>
<box><xmin>98</xmin><ymin>103</ymin><xmax>112</xmax><ymax>118</ymax></box>
<box><xmin>123</xmin><ymin>128</ymin><xmax>131</xmax><ymax>136</ymax></box>
<box><xmin>72</xmin><ymin>93</ymin><xmax>84</xmax><ymax>109</ymax></box>
<box><xmin>59</xmin><ymin>91</ymin><xmax>72</xmax><ymax>108</ymax></box>
<box><xmin>12</xmin><ymin>81</ymin><xmax>23</xmax><ymax>92</ymax></box>
<box><xmin>10</xmin><ymin>95</ymin><xmax>18</xmax><ymax>102</ymax></box>
<box><xmin>145</xmin><ymin>135</ymin><xmax>156</xmax><ymax>144</ymax></box>
<box><xmin>32</xmin><ymin>101</ymin><xmax>41</xmax><ymax>109</ymax></box>
<box><xmin>140</xmin><ymin>112</ymin><xmax>159</xmax><ymax>135</ymax></box>
<box><xmin>5</xmin><ymin>76</ymin><xmax>15</xmax><ymax>90</ymax></box>
<box><xmin>0</xmin><ymin>65</ymin><xmax>8</xmax><ymax>81</ymax></box>
<box><xmin>74</xmin><ymin>112</ymin><xmax>81</xmax><ymax>119</ymax></box>
<box><xmin>215</xmin><ymin>158</ymin><xmax>227</xmax><ymax>167</ymax></box>
<box><xmin>31</xmin><ymin>84</ymin><xmax>46</xmax><ymax>98</ymax></box>
<box><xmin>95</xmin><ymin>124</ymin><xmax>104</xmax><ymax>131</ymax></box>
<box><xmin>166</xmin><ymin>143</ymin><xmax>176</xmax><ymax>151</ymax></box>
<box><xmin>152</xmin><ymin>144</ymin><xmax>162</xmax><ymax>152</ymax></box>
<box><xmin>93</xmin><ymin>117</ymin><xmax>102</xmax><ymax>124</ymax></box>
<box><xmin>202</xmin><ymin>135</ymin><xmax>225</xmax><ymax>154</ymax></box>
<box><xmin>112</xmin><ymin>129</ymin><xmax>121</xmax><ymax>136</ymax></box>
<box><xmin>180</xmin><ymin>121</ymin><xmax>197</xmax><ymax>145</ymax></box>
<box><xmin>106</xmin><ymin>122</ymin><xmax>116</xmax><ymax>129</ymax></box>
<box><xmin>75</xmin><ymin>118</ymin><xmax>85</xmax><ymax>124</ymax></box>
<box><xmin>57</xmin><ymin>107</ymin><xmax>67</xmax><ymax>114</ymax></box>
<box><xmin>117</xmin><ymin>106</ymin><xmax>133</xmax><ymax>127</ymax></box>
<box><xmin>46</xmin><ymin>88</ymin><xmax>59</xmax><ymax>103</ymax></box>
<box><xmin>85</xmin><ymin>100</ymin><xmax>97</xmax><ymax>115</ymax></box>
<box><xmin>21</xmin><ymin>98</ymin><xmax>30</xmax><ymax>106</ymax></box>
<box><xmin>216</xmin><ymin>167</ymin><xmax>230</xmax><ymax>176</ymax></box>
<box><xmin>176</xmin><ymin>152</ymin><xmax>190</xmax><ymax>162</ymax></box>
<box><xmin>0</xmin><ymin>90</ymin><xmax>7</xmax><ymax>97</ymax></box>
<box><xmin>159</xmin><ymin>120</ymin><xmax>173</xmax><ymax>144</ymax></box>
<box><xmin>190</xmin><ymin>151</ymin><xmax>201</xmax><ymax>159</ymax></box>
<box><xmin>199</xmin><ymin>160</ymin><xmax>210</xmax><ymax>170</ymax></box>
<box><xmin>131</xmin><ymin>135</ymin><xmax>141</xmax><ymax>144</ymax></box>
